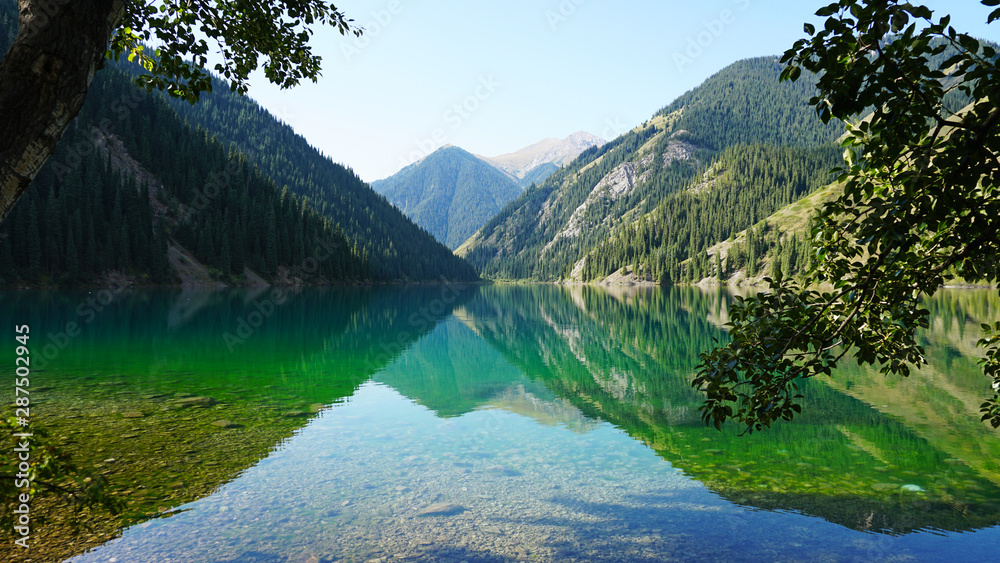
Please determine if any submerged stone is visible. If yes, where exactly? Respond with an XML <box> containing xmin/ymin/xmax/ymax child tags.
<box><xmin>415</xmin><ymin>502</ymin><xmax>465</xmax><ymax>517</ymax></box>
<box><xmin>487</xmin><ymin>464</ymin><xmax>522</xmax><ymax>477</ymax></box>
<box><xmin>211</xmin><ymin>420</ymin><xmax>241</xmax><ymax>429</ymax></box>
<box><xmin>172</xmin><ymin>396</ymin><xmax>217</xmax><ymax>408</ymax></box>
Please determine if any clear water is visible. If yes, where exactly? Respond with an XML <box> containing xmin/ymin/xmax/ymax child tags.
<box><xmin>3</xmin><ymin>285</ymin><xmax>1000</xmax><ymax>562</ymax></box>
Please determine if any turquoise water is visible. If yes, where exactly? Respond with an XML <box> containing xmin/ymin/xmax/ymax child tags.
<box><xmin>3</xmin><ymin>285</ymin><xmax>999</xmax><ymax>561</ymax></box>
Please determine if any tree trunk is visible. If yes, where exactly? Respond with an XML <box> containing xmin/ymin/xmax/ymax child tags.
<box><xmin>0</xmin><ymin>0</ymin><xmax>124</xmax><ymax>224</ymax></box>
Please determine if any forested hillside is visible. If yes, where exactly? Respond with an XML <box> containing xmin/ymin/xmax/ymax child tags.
<box><xmin>0</xmin><ymin>64</ymin><xmax>367</xmax><ymax>286</ymax></box>
<box><xmin>656</xmin><ymin>37</ymin><xmax>985</xmax><ymax>286</ymax></box>
<box><xmin>655</xmin><ymin>57</ymin><xmax>842</xmax><ymax>149</ymax></box>
<box><xmin>581</xmin><ymin>144</ymin><xmax>841</xmax><ymax>283</ymax></box>
<box><xmin>0</xmin><ymin>6</ymin><xmax>477</xmax><ymax>286</ymax></box>
<box><xmin>458</xmin><ymin>57</ymin><xmax>843</xmax><ymax>282</ymax></box>
<box><xmin>371</xmin><ymin>146</ymin><xmax>522</xmax><ymax>249</ymax></box>
<box><xmin>153</xmin><ymin>67</ymin><xmax>477</xmax><ymax>281</ymax></box>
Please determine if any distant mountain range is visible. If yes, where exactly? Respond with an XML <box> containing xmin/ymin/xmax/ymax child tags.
<box><xmin>373</xmin><ymin>132</ymin><xmax>605</xmax><ymax>250</ymax></box>
<box><xmin>457</xmin><ymin>45</ymin><xmax>980</xmax><ymax>285</ymax></box>
<box><xmin>371</xmin><ymin>146</ymin><xmax>522</xmax><ymax>250</ymax></box>
<box><xmin>457</xmin><ymin>56</ymin><xmax>845</xmax><ymax>283</ymax></box>
<box><xmin>478</xmin><ymin>131</ymin><xmax>607</xmax><ymax>186</ymax></box>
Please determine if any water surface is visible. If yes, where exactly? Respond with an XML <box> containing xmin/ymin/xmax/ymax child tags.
<box><xmin>2</xmin><ymin>285</ymin><xmax>999</xmax><ymax>562</ymax></box>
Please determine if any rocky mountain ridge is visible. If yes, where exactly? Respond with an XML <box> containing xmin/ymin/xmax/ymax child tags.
<box><xmin>478</xmin><ymin>131</ymin><xmax>606</xmax><ymax>181</ymax></box>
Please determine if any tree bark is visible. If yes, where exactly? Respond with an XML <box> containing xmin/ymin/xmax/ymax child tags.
<box><xmin>0</xmin><ymin>0</ymin><xmax>125</xmax><ymax>224</ymax></box>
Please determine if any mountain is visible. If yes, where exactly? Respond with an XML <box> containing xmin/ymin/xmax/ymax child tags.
<box><xmin>371</xmin><ymin>146</ymin><xmax>521</xmax><ymax>250</ymax></box>
<box><xmin>517</xmin><ymin>162</ymin><xmax>560</xmax><ymax>189</ymax></box>
<box><xmin>479</xmin><ymin>131</ymin><xmax>606</xmax><ymax>187</ymax></box>
<box><xmin>370</xmin><ymin>132</ymin><xmax>606</xmax><ymax>251</ymax></box>
<box><xmin>457</xmin><ymin>56</ymin><xmax>844</xmax><ymax>282</ymax></box>
<box><xmin>149</xmin><ymin>76</ymin><xmax>478</xmax><ymax>283</ymax></box>
<box><xmin>0</xmin><ymin>5</ymin><xmax>478</xmax><ymax>286</ymax></box>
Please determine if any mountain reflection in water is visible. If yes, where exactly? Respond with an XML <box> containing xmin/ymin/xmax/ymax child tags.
<box><xmin>2</xmin><ymin>285</ymin><xmax>998</xmax><ymax>562</ymax></box>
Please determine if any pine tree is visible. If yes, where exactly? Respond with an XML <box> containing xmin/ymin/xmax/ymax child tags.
<box><xmin>265</xmin><ymin>208</ymin><xmax>278</xmax><ymax>276</ymax></box>
<box><xmin>231</xmin><ymin>223</ymin><xmax>245</xmax><ymax>277</ymax></box>
<box><xmin>219</xmin><ymin>229</ymin><xmax>231</xmax><ymax>276</ymax></box>
<box><xmin>118</xmin><ymin>221</ymin><xmax>131</xmax><ymax>270</ymax></box>
<box><xmin>66</xmin><ymin>229</ymin><xmax>79</xmax><ymax>279</ymax></box>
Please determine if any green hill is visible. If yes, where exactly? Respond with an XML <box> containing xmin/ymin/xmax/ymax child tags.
<box><xmin>371</xmin><ymin>146</ymin><xmax>522</xmax><ymax>250</ymax></box>
<box><xmin>147</xmin><ymin>65</ymin><xmax>478</xmax><ymax>282</ymax></box>
<box><xmin>580</xmin><ymin>143</ymin><xmax>841</xmax><ymax>283</ymax></box>
<box><xmin>457</xmin><ymin>57</ymin><xmax>843</xmax><ymax>282</ymax></box>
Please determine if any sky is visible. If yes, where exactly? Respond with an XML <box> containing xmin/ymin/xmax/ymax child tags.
<box><xmin>235</xmin><ymin>0</ymin><xmax>999</xmax><ymax>182</ymax></box>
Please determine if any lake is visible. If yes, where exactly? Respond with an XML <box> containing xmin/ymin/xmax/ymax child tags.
<box><xmin>3</xmin><ymin>285</ymin><xmax>1000</xmax><ymax>562</ymax></box>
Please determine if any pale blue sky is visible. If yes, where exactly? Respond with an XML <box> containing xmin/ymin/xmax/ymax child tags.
<box><xmin>238</xmin><ymin>0</ymin><xmax>998</xmax><ymax>182</ymax></box>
